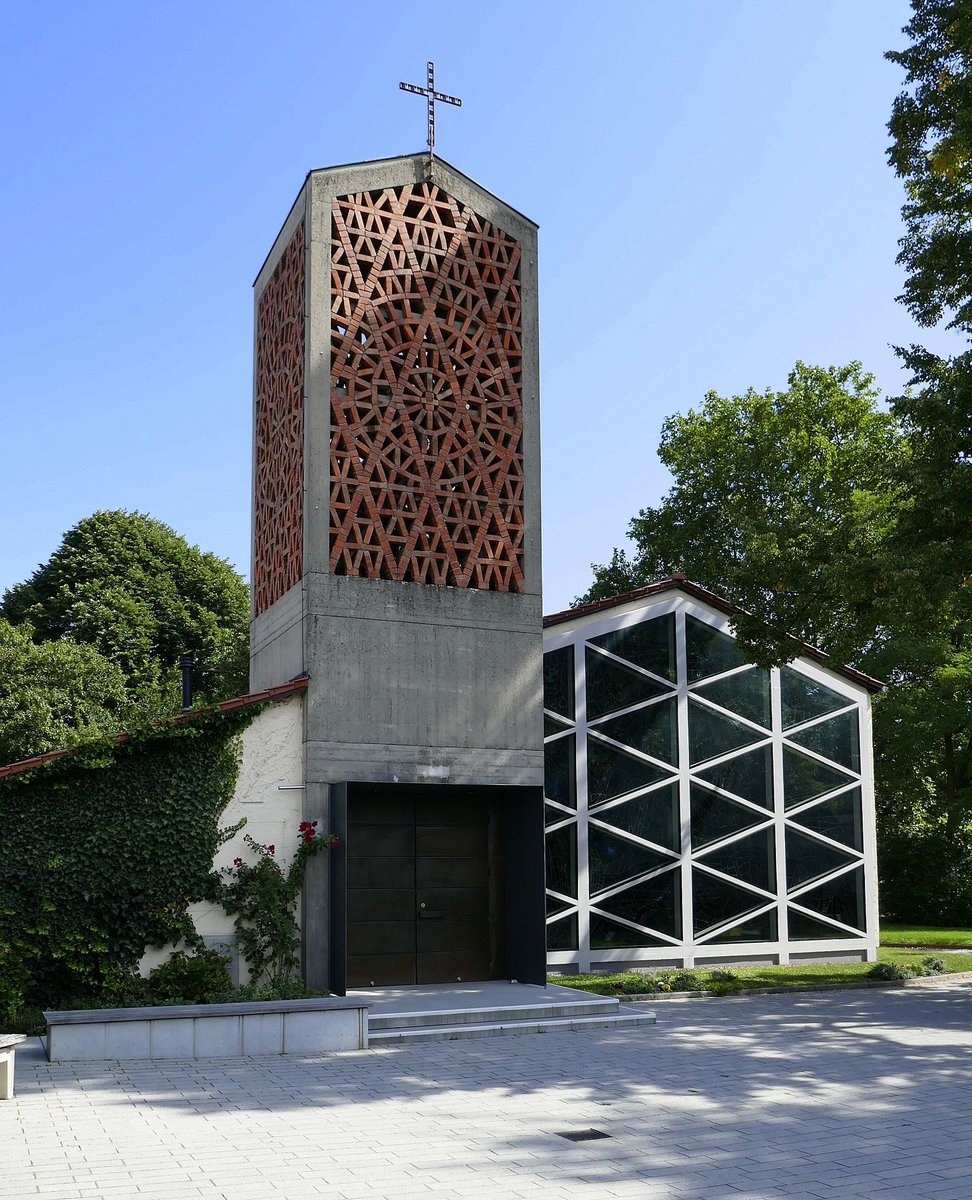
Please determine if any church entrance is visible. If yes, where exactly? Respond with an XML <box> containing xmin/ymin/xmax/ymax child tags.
<box><xmin>327</xmin><ymin>781</ymin><xmax>546</xmax><ymax>993</ymax></box>
<box><xmin>345</xmin><ymin>791</ymin><xmax>501</xmax><ymax>987</ymax></box>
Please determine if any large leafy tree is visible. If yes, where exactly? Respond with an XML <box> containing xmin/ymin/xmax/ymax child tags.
<box><xmin>886</xmin><ymin>2</ymin><xmax>972</xmax><ymax>615</ymax></box>
<box><xmin>887</xmin><ymin>0</ymin><xmax>972</xmax><ymax>332</ymax></box>
<box><xmin>579</xmin><ymin>362</ymin><xmax>904</xmax><ymax>667</ymax></box>
<box><xmin>2</xmin><ymin>511</ymin><xmax>250</xmax><ymax>720</ymax></box>
<box><xmin>0</xmin><ymin>619</ymin><xmax>129</xmax><ymax>763</ymax></box>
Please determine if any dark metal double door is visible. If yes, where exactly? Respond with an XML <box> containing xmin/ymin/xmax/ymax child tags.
<box><xmin>346</xmin><ymin>792</ymin><xmax>500</xmax><ymax>987</ymax></box>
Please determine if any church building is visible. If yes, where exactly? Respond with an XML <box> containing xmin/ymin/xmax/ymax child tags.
<box><xmin>197</xmin><ymin>151</ymin><xmax>880</xmax><ymax>990</ymax></box>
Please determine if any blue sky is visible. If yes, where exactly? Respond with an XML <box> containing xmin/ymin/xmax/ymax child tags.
<box><xmin>0</xmin><ymin>1</ymin><xmax>959</xmax><ymax>612</ymax></box>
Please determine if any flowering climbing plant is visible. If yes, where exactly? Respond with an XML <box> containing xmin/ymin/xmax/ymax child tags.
<box><xmin>219</xmin><ymin>822</ymin><xmax>337</xmax><ymax>987</ymax></box>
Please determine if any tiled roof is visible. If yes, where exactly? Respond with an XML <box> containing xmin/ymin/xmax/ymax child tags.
<box><xmin>0</xmin><ymin>675</ymin><xmax>310</xmax><ymax>780</ymax></box>
<box><xmin>543</xmin><ymin>575</ymin><xmax>882</xmax><ymax>693</ymax></box>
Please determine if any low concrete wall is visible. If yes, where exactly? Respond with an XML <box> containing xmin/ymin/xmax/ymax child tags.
<box><xmin>44</xmin><ymin>997</ymin><xmax>370</xmax><ymax>1062</ymax></box>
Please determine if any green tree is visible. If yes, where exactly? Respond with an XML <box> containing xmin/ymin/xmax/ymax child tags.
<box><xmin>887</xmin><ymin>0</ymin><xmax>972</xmax><ymax>332</ymax></box>
<box><xmin>2</xmin><ymin>511</ymin><xmax>249</xmax><ymax>717</ymax></box>
<box><xmin>886</xmin><ymin>2</ymin><xmax>972</xmax><ymax>617</ymax></box>
<box><xmin>0</xmin><ymin>618</ymin><xmax>128</xmax><ymax>763</ymax></box>
<box><xmin>579</xmin><ymin>362</ymin><xmax>904</xmax><ymax>667</ymax></box>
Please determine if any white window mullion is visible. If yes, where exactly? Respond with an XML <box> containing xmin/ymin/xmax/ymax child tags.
<box><xmin>575</xmin><ymin>633</ymin><xmax>591</xmax><ymax>973</ymax></box>
<box><xmin>675</xmin><ymin>606</ymin><xmax>693</xmax><ymax>969</ymax></box>
<box><xmin>771</xmin><ymin>665</ymin><xmax>789</xmax><ymax>964</ymax></box>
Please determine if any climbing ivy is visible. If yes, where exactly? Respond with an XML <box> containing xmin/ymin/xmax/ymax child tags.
<box><xmin>0</xmin><ymin>706</ymin><xmax>259</xmax><ymax>1019</ymax></box>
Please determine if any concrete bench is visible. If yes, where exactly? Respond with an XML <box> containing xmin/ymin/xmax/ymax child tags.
<box><xmin>0</xmin><ymin>1034</ymin><xmax>27</xmax><ymax>1099</ymax></box>
<box><xmin>44</xmin><ymin>996</ymin><xmax>371</xmax><ymax>1062</ymax></box>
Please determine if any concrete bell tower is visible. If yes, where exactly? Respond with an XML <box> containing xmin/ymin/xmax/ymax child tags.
<box><xmin>249</xmin><ymin>155</ymin><xmax>544</xmax><ymax>992</ymax></box>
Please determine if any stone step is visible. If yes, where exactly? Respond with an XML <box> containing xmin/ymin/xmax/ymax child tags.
<box><xmin>369</xmin><ymin>997</ymin><xmax>620</xmax><ymax>1031</ymax></box>
<box><xmin>368</xmin><ymin>1009</ymin><xmax>657</xmax><ymax>1044</ymax></box>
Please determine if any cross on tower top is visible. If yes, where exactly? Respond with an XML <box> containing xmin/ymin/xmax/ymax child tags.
<box><xmin>399</xmin><ymin>61</ymin><xmax>461</xmax><ymax>174</ymax></box>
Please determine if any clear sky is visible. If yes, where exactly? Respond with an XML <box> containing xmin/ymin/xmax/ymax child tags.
<box><xmin>0</xmin><ymin>1</ymin><xmax>960</xmax><ymax>613</ymax></box>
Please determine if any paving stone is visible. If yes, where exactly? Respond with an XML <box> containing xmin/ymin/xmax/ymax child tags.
<box><xmin>6</xmin><ymin>986</ymin><xmax>972</xmax><ymax>1199</ymax></box>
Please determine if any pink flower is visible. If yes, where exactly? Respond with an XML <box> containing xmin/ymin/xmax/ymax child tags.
<box><xmin>267</xmin><ymin>845</ymin><xmax>275</xmax><ymax>855</ymax></box>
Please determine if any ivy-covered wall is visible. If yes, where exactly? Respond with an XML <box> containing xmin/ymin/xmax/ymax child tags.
<box><xmin>0</xmin><ymin>706</ymin><xmax>258</xmax><ymax>1015</ymax></box>
<box><xmin>140</xmin><ymin>695</ymin><xmax>305</xmax><ymax>977</ymax></box>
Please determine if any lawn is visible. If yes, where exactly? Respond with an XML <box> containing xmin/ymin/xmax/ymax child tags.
<box><xmin>548</xmin><ymin>946</ymin><xmax>972</xmax><ymax>997</ymax></box>
<box><xmin>880</xmin><ymin>924</ymin><xmax>972</xmax><ymax>949</ymax></box>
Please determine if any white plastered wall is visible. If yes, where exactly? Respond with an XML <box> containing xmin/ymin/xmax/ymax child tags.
<box><xmin>138</xmin><ymin>694</ymin><xmax>304</xmax><ymax>975</ymax></box>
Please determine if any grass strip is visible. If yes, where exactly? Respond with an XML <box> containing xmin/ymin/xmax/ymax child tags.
<box><xmin>549</xmin><ymin>948</ymin><xmax>972</xmax><ymax>997</ymax></box>
<box><xmin>880</xmin><ymin>924</ymin><xmax>972</xmax><ymax>949</ymax></box>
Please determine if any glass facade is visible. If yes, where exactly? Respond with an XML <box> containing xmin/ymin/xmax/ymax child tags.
<box><xmin>543</xmin><ymin>596</ymin><xmax>875</xmax><ymax>970</ymax></box>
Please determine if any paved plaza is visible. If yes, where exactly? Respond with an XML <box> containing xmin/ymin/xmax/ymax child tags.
<box><xmin>4</xmin><ymin>983</ymin><xmax>972</xmax><ymax>1200</ymax></box>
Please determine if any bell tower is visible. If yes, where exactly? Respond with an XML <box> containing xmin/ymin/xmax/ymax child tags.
<box><xmin>250</xmin><ymin>155</ymin><xmax>544</xmax><ymax>991</ymax></box>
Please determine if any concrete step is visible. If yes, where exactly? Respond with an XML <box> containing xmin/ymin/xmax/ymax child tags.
<box><xmin>369</xmin><ymin>997</ymin><xmax>620</xmax><ymax>1031</ymax></box>
<box><xmin>368</xmin><ymin>1009</ymin><xmax>657</xmax><ymax>1044</ymax></box>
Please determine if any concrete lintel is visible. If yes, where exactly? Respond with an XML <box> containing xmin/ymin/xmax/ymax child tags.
<box><xmin>305</xmin><ymin>742</ymin><xmax>543</xmax><ymax>789</ymax></box>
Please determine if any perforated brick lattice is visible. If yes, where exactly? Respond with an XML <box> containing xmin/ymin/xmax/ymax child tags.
<box><xmin>253</xmin><ymin>221</ymin><xmax>305</xmax><ymax>615</ymax></box>
<box><xmin>329</xmin><ymin>182</ymin><xmax>524</xmax><ymax>590</ymax></box>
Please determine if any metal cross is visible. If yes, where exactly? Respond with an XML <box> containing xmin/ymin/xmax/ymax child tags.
<box><xmin>399</xmin><ymin>61</ymin><xmax>461</xmax><ymax>157</ymax></box>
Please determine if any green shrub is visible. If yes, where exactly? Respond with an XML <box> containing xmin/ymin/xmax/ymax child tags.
<box><xmin>920</xmin><ymin>955</ymin><xmax>947</xmax><ymax>976</ymax></box>
<box><xmin>879</xmin><ymin>830</ymin><xmax>972</xmax><ymax>926</ymax></box>
<box><xmin>669</xmin><ymin>971</ymin><xmax>704</xmax><ymax>992</ymax></box>
<box><xmin>705</xmin><ymin>970</ymin><xmax>740</xmax><ymax>996</ymax></box>
<box><xmin>145</xmin><ymin>948</ymin><xmax>232</xmax><ymax>1006</ymax></box>
<box><xmin>234</xmin><ymin>979</ymin><xmax>328</xmax><ymax>1002</ymax></box>
<box><xmin>0</xmin><ymin>1005</ymin><xmax>46</xmax><ymax>1036</ymax></box>
<box><xmin>868</xmin><ymin>961</ymin><xmax>917</xmax><ymax>981</ymax></box>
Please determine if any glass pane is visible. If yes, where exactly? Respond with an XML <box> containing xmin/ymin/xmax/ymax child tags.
<box><xmin>783</xmin><ymin>746</ymin><xmax>855</xmax><ymax>808</ymax></box>
<box><xmin>707</xmin><ymin>908</ymin><xmax>778</xmax><ymax>944</ymax></box>
<box><xmin>590</xmin><ymin>913</ymin><xmax>670</xmax><ymax>949</ymax></box>
<box><xmin>543</xmin><ymin>645</ymin><xmax>574</xmax><ymax>720</ymax></box>
<box><xmin>790</xmin><ymin>788</ymin><xmax>863</xmax><ymax>851</ymax></box>
<box><xmin>545</xmin><ymin>803</ymin><xmax>570</xmax><ymax>827</ymax></box>
<box><xmin>695</xmin><ymin>828</ymin><xmax>775</xmax><ymax>893</ymax></box>
<box><xmin>788</xmin><ymin>711</ymin><xmax>860</xmax><ymax>772</ymax></box>
<box><xmin>691</xmin><ymin>784</ymin><xmax>766</xmax><ymax>849</ymax></box>
<box><xmin>594</xmin><ymin>784</ymin><xmax>680</xmax><ymax>853</ymax></box>
<box><xmin>796</xmin><ymin>865</ymin><xmax>865</xmax><ymax>931</ymax></box>
<box><xmin>693</xmin><ymin>669</ymin><xmax>771</xmax><ymax>729</ymax></box>
<box><xmin>544</xmin><ymin>712</ymin><xmax>571</xmax><ymax>738</ymax></box>
<box><xmin>587</xmin><ymin>735</ymin><xmax>672</xmax><ymax>805</ymax></box>
<box><xmin>545</xmin><ymin>823</ymin><xmax>577</xmax><ymax>898</ymax></box>
<box><xmin>596</xmin><ymin>869</ymin><xmax>681</xmax><ymax>938</ymax></box>
<box><xmin>787</xmin><ymin>907</ymin><xmax>857</xmax><ymax>940</ymax></box>
<box><xmin>546</xmin><ymin>913</ymin><xmax>578</xmax><ymax>951</ymax></box>
<box><xmin>786</xmin><ymin>828</ymin><xmax>858</xmax><ymax>891</ymax></box>
<box><xmin>546</xmin><ymin>894</ymin><xmax>570</xmax><ymax>917</ymax></box>
<box><xmin>588</xmin><ymin>613</ymin><xmax>676</xmax><ymax>680</ymax></box>
<box><xmin>589</xmin><ymin>828</ymin><xmax>674</xmax><ymax>894</ymax></box>
<box><xmin>593</xmin><ymin>698</ymin><xmax>678</xmax><ymax>765</ymax></box>
<box><xmin>544</xmin><ymin>733</ymin><xmax>576</xmax><ymax>808</ymax></box>
<box><xmin>692</xmin><ymin>868</ymin><xmax>769</xmax><ymax>934</ymax></box>
<box><xmin>689</xmin><ymin>699</ymin><xmax>763</xmax><ymax>765</ymax></box>
<box><xmin>694</xmin><ymin>745</ymin><xmax>773</xmax><ymax>809</ymax></box>
<box><xmin>586</xmin><ymin>647</ymin><xmax>669</xmax><ymax>719</ymax></box>
<box><xmin>686</xmin><ymin>615</ymin><xmax>747</xmax><ymax>681</ymax></box>
<box><xmin>781</xmin><ymin>667</ymin><xmax>851</xmax><ymax>729</ymax></box>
